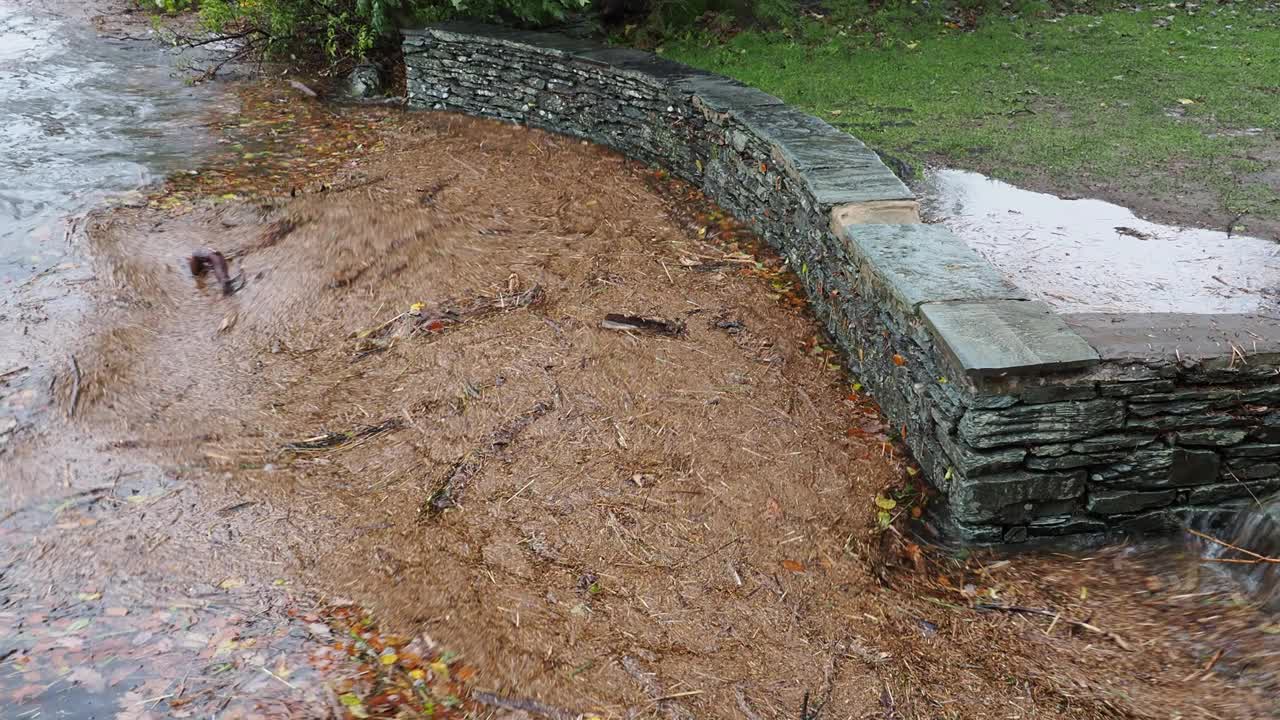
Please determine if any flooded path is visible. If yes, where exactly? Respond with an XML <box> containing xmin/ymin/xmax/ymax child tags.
<box><xmin>1</xmin><ymin>8</ymin><xmax>1278</xmax><ymax>716</ymax></box>
<box><xmin>921</xmin><ymin>168</ymin><xmax>1280</xmax><ymax>315</ymax></box>
<box><xmin>0</xmin><ymin>0</ymin><xmax>214</xmax><ymax>285</ymax></box>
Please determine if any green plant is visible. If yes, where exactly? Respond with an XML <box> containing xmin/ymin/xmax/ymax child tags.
<box><xmin>196</xmin><ymin>0</ymin><xmax>589</xmax><ymax>65</ymax></box>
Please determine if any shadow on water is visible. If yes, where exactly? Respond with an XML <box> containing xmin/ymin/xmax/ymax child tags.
<box><xmin>920</xmin><ymin>168</ymin><xmax>1280</xmax><ymax>315</ymax></box>
<box><xmin>0</xmin><ymin>0</ymin><xmax>215</xmax><ymax>284</ymax></box>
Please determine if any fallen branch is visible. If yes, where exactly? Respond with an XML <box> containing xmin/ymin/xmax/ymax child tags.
<box><xmin>975</xmin><ymin>603</ymin><xmax>1132</xmax><ymax>651</ymax></box>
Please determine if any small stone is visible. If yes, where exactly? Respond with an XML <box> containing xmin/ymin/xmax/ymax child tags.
<box><xmin>343</xmin><ymin>64</ymin><xmax>382</xmax><ymax>99</ymax></box>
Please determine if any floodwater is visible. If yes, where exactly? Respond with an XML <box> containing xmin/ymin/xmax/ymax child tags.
<box><xmin>0</xmin><ymin>0</ymin><xmax>213</xmax><ymax>285</ymax></box>
<box><xmin>921</xmin><ymin>168</ymin><xmax>1280</xmax><ymax>315</ymax></box>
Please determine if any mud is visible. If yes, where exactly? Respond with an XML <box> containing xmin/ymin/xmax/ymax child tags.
<box><xmin>3</xmin><ymin>82</ymin><xmax>1280</xmax><ymax>719</ymax></box>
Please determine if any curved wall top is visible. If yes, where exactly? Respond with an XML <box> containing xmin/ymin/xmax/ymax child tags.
<box><xmin>404</xmin><ymin>23</ymin><xmax>1280</xmax><ymax>543</ymax></box>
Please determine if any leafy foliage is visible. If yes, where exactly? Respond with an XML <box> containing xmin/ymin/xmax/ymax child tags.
<box><xmin>196</xmin><ymin>0</ymin><xmax>590</xmax><ymax>64</ymax></box>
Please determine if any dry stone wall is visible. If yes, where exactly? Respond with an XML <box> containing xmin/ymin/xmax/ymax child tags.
<box><xmin>403</xmin><ymin>23</ymin><xmax>1280</xmax><ymax>544</ymax></box>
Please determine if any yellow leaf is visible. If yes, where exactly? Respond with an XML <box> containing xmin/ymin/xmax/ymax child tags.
<box><xmin>219</xmin><ymin>577</ymin><xmax>245</xmax><ymax>590</ymax></box>
<box><xmin>78</xmin><ymin>592</ymin><xmax>101</xmax><ymax>602</ymax></box>
<box><xmin>409</xmin><ymin>302</ymin><xmax>424</xmax><ymax>314</ymax></box>
<box><xmin>876</xmin><ymin>510</ymin><xmax>892</xmax><ymax>527</ymax></box>
<box><xmin>380</xmin><ymin>653</ymin><xmax>398</xmax><ymax>665</ymax></box>
<box><xmin>1177</xmin><ymin>98</ymin><xmax>1196</xmax><ymax>105</ymax></box>
<box><xmin>430</xmin><ymin>660</ymin><xmax>450</xmax><ymax>679</ymax></box>
<box><xmin>906</xmin><ymin>41</ymin><xmax>919</xmax><ymax>49</ymax></box>
<box><xmin>1079</xmin><ymin>587</ymin><xmax>1088</xmax><ymax>601</ymax></box>
<box><xmin>221</xmin><ymin>193</ymin><xmax>239</xmax><ymax>200</ymax></box>
<box><xmin>874</xmin><ymin>495</ymin><xmax>897</xmax><ymax>511</ymax></box>
<box><xmin>409</xmin><ymin>669</ymin><xmax>426</xmax><ymax>681</ymax></box>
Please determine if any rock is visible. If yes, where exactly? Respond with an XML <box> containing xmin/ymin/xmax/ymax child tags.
<box><xmin>1190</xmin><ymin>480</ymin><xmax>1280</xmax><ymax>505</ymax></box>
<box><xmin>1021</xmin><ymin>384</ymin><xmax>1097</xmax><ymax>405</ymax></box>
<box><xmin>1086</xmin><ymin>489</ymin><xmax>1176</xmax><ymax>514</ymax></box>
<box><xmin>344</xmin><ymin>64</ymin><xmax>382</xmax><ymax>99</ymax></box>
<box><xmin>1100</xmin><ymin>379</ymin><xmax>1175</xmax><ymax>397</ymax></box>
<box><xmin>957</xmin><ymin>399</ymin><xmax>1125</xmax><ymax>449</ymax></box>
<box><xmin>936</xmin><ymin>429</ymin><xmax>1026</xmax><ymax>477</ymax></box>
<box><xmin>951</xmin><ymin>471</ymin><xmax>1085</xmax><ymax>524</ymax></box>
<box><xmin>1027</xmin><ymin>454</ymin><xmax>1096</xmax><ymax>471</ymax></box>
<box><xmin>1223</xmin><ymin>461</ymin><xmax>1280</xmax><ymax>480</ymax></box>
<box><xmin>1224</xmin><ymin>443</ymin><xmax>1280</xmax><ymax>459</ymax></box>
<box><xmin>1028</xmin><ymin>513</ymin><xmax>1108</xmax><ymax>537</ymax></box>
<box><xmin>1169</xmin><ymin>448</ymin><xmax>1221</xmax><ymax>486</ymax></box>
<box><xmin>1175</xmin><ymin>429</ymin><xmax>1249</xmax><ymax>447</ymax></box>
<box><xmin>1070</xmin><ymin>433</ymin><xmax>1157</xmax><ymax>454</ymax></box>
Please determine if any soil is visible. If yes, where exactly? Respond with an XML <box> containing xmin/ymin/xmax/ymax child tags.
<box><xmin>3</xmin><ymin>74</ymin><xmax>1280</xmax><ymax>720</ymax></box>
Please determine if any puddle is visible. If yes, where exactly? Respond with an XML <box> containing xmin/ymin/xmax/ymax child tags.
<box><xmin>920</xmin><ymin>168</ymin><xmax>1280</xmax><ymax>315</ymax></box>
<box><xmin>0</xmin><ymin>1</ymin><xmax>215</xmax><ymax>286</ymax></box>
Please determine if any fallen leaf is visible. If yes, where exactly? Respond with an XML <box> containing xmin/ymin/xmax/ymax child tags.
<box><xmin>1177</xmin><ymin>98</ymin><xmax>1196</xmax><ymax>105</ymax></box>
<box><xmin>219</xmin><ymin>577</ymin><xmax>245</xmax><ymax>590</ymax></box>
<box><xmin>874</xmin><ymin>495</ymin><xmax>897</xmax><ymax>510</ymax></box>
<box><xmin>105</xmin><ymin>607</ymin><xmax>129</xmax><ymax>617</ymax></box>
<box><xmin>891</xmin><ymin>354</ymin><xmax>906</xmax><ymax>366</ymax></box>
<box><xmin>781</xmin><ymin>559</ymin><xmax>806</xmax><ymax>573</ymax></box>
<box><xmin>77</xmin><ymin>592</ymin><xmax>101</xmax><ymax>602</ymax></box>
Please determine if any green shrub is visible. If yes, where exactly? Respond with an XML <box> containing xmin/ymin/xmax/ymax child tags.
<box><xmin>197</xmin><ymin>0</ymin><xmax>589</xmax><ymax>64</ymax></box>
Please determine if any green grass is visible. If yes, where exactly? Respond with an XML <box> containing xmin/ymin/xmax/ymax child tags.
<box><xmin>660</xmin><ymin>2</ymin><xmax>1280</xmax><ymax>227</ymax></box>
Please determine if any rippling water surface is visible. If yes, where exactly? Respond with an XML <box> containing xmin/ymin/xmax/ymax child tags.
<box><xmin>0</xmin><ymin>1</ymin><xmax>212</xmax><ymax>284</ymax></box>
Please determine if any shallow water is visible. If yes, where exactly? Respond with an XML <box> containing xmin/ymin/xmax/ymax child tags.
<box><xmin>921</xmin><ymin>168</ymin><xmax>1280</xmax><ymax>315</ymax></box>
<box><xmin>0</xmin><ymin>0</ymin><xmax>212</xmax><ymax>285</ymax></box>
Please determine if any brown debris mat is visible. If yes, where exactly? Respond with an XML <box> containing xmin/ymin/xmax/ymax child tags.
<box><xmin>4</xmin><ymin>86</ymin><xmax>1278</xmax><ymax>719</ymax></box>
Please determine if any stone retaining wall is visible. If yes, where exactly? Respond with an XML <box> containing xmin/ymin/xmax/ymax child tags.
<box><xmin>402</xmin><ymin>23</ymin><xmax>1280</xmax><ymax>543</ymax></box>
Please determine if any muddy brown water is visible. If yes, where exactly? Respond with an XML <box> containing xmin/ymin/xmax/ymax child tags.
<box><xmin>1</xmin><ymin>17</ymin><xmax>1278</xmax><ymax>716</ymax></box>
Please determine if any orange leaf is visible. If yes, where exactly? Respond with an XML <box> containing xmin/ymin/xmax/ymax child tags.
<box><xmin>759</xmin><ymin>161</ymin><xmax>768</xmax><ymax>174</ymax></box>
<box><xmin>782</xmin><ymin>559</ymin><xmax>805</xmax><ymax>573</ymax></box>
<box><xmin>425</xmin><ymin>319</ymin><xmax>445</xmax><ymax>333</ymax></box>
<box><xmin>892</xmin><ymin>354</ymin><xmax>906</xmax><ymax>366</ymax></box>
<box><xmin>910</xmin><ymin>506</ymin><xmax>923</xmax><ymax>519</ymax></box>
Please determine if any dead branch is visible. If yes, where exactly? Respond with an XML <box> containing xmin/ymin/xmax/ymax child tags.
<box><xmin>1187</xmin><ymin>528</ymin><xmax>1280</xmax><ymax>564</ymax></box>
<box><xmin>67</xmin><ymin>354</ymin><xmax>81</xmax><ymax>418</ymax></box>
<box><xmin>975</xmin><ymin>603</ymin><xmax>1133</xmax><ymax>651</ymax></box>
<box><xmin>470</xmin><ymin>690</ymin><xmax>576</xmax><ymax>720</ymax></box>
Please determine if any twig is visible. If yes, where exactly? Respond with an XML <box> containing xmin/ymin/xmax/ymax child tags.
<box><xmin>0</xmin><ymin>365</ymin><xmax>28</xmax><ymax>381</ymax></box>
<box><xmin>734</xmin><ymin>686</ymin><xmax>764</xmax><ymax>720</ymax></box>
<box><xmin>1187</xmin><ymin>528</ymin><xmax>1280</xmax><ymax>564</ymax></box>
<box><xmin>470</xmin><ymin>690</ymin><xmax>576</xmax><ymax>720</ymax></box>
<box><xmin>67</xmin><ymin>354</ymin><xmax>81</xmax><ymax>418</ymax></box>
<box><xmin>975</xmin><ymin>603</ymin><xmax>1132</xmax><ymax>651</ymax></box>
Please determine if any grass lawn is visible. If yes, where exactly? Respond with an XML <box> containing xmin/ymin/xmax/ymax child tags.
<box><xmin>660</xmin><ymin>2</ymin><xmax>1280</xmax><ymax>237</ymax></box>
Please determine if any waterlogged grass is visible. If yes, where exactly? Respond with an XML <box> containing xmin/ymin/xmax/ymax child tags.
<box><xmin>662</xmin><ymin>3</ymin><xmax>1280</xmax><ymax>228</ymax></box>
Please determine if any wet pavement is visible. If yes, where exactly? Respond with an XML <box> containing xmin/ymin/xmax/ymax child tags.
<box><xmin>921</xmin><ymin>168</ymin><xmax>1280</xmax><ymax>315</ymax></box>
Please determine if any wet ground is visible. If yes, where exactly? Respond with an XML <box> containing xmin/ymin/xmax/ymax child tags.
<box><xmin>921</xmin><ymin>168</ymin><xmax>1280</xmax><ymax>315</ymax></box>
<box><xmin>3</xmin><ymin>6</ymin><xmax>1280</xmax><ymax>719</ymax></box>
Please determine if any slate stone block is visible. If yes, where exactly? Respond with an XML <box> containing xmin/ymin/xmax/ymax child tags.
<box><xmin>922</xmin><ymin>300</ymin><xmax>1100</xmax><ymax>383</ymax></box>
<box><xmin>839</xmin><ymin>226</ymin><xmax>1024</xmax><ymax>318</ymax></box>
<box><xmin>936</xmin><ymin>428</ymin><xmax>1026</xmax><ymax>477</ymax></box>
<box><xmin>1176</xmin><ymin>429</ymin><xmax>1249</xmax><ymax>447</ymax></box>
<box><xmin>951</xmin><ymin>471</ymin><xmax>1085</xmax><ymax>524</ymax></box>
<box><xmin>958</xmin><ymin>399</ymin><xmax>1125</xmax><ymax>449</ymax></box>
<box><xmin>1086</xmin><ymin>489</ymin><xmax>1176</xmax><ymax>514</ymax></box>
<box><xmin>1021</xmin><ymin>384</ymin><xmax>1098</xmax><ymax>405</ymax></box>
